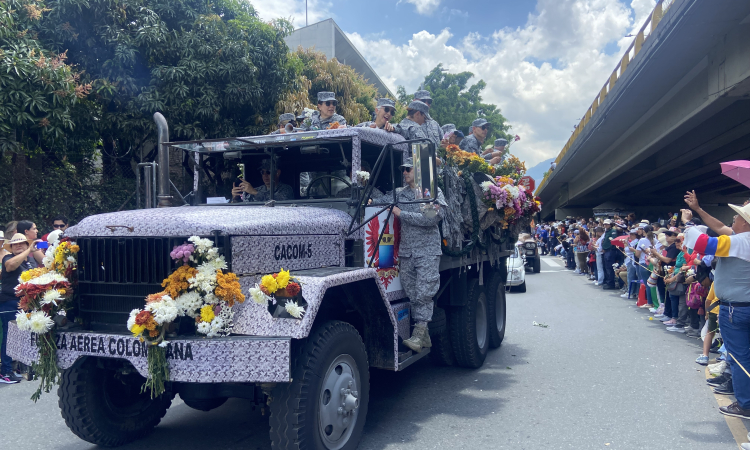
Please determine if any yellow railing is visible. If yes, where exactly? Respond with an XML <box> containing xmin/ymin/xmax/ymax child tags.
<box><xmin>535</xmin><ymin>0</ymin><xmax>675</xmax><ymax>196</ymax></box>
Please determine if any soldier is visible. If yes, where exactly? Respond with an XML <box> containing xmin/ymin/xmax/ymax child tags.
<box><xmin>307</xmin><ymin>92</ymin><xmax>347</xmax><ymax>130</ymax></box>
<box><xmin>389</xmin><ymin>157</ymin><xmax>447</xmax><ymax>352</ymax></box>
<box><xmin>356</xmin><ymin>98</ymin><xmax>396</xmax><ymax>131</ymax></box>
<box><xmin>459</xmin><ymin>118</ymin><xmax>490</xmax><ymax>155</ymax></box>
<box><xmin>395</xmin><ymin>101</ymin><xmax>430</xmax><ymax>141</ymax></box>
<box><xmin>441</xmin><ymin>123</ymin><xmax>464</xmax><ymax>146</ymax></box>
<box><xmin>483</xmin><ymin>138</ymin><xmax>509</xmax><ymax>165</ymax></box>
<box><xmin>232</xmin><ymin>158</ymin><xmax>294</xmax><ymax>202</ymax></box>
<box><xmin>270</xmin><ymin>113</ymin><xmax>296</xmax><ymax>135</ymax></box>
<box><xmin>414</xmin><ymin>90</ymin><xmax>442</xmax><ymax>149</ymax></box>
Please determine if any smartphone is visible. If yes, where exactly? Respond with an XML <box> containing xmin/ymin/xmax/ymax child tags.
<box><xmin>36</xmin><ymin>241</ymin><xmax>49</xmax><ymax>250</ymax></box>
<box><xmin>237</xmin><ymin>163</ymin><xmax>246</xmax><ymax>181</ymax></box>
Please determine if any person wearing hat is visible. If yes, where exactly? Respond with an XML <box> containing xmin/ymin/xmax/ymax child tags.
<box><xmin>681</xmin><ymin>202</ymin><xmax>750</xmax><ymax>418</ymax></box>
<box><xmin>395</xmin><ymin>101</ymin><xmax>430</xmax><ymax>143</ymax></box>
<box><xmin>307</xmin><ymin>92</ymin><xmax>347</xmax><ymax>130</ymax></box>
<box><xmin>440</xmin><ymin>123</ymin><xmax>464</xmax><ymax>146</ymax></box>
<box><xmin>1</xmin><ymin>233</ymin><xmax>42</xmax><ymax>383</ymax></box>
<box><xmin>356</xmin><ymin>98</ymin><xmax>396</xmax><ymax>132</ymax></box>
<box><xmin>413</xmin><ymin>90</ymin><xmax>442</xmax><ymax>147</ymax></box>
<box><xmin>648</xmin><ymin>229</ymin><xmax>680</xmax><ymax>318</ymax></box>
<box><xmin>482</xmin><ymin>138</ymin><xmax>509</xmax><ymax>165</ymax></box>
<box><xmin>270</xmin><ymin>113</ymin><xmax>297</xmax><ymax>135</ymax></box>
<box><xmin>619</xmin><ymin>228</ymin><xmax>640</xmax><ymax>297</ymax></box>
<box><xmin>459</xmin><ymin>118</ymin><xmax>490</xmax><ymax>155</ymax></box>
<box><xmin>384</xmin><ymin>156</ymin><xmax>447</xmax><ymax>352</ymax></box>
<box><xmin>231</xmin><ymin>158</ymin><xmax>293</xmax><ymax>202</ymax></box>
<box><xmin>600</xmin><ymin>219</ymin><xmax>618</xmax><ymax>290</ymax></box>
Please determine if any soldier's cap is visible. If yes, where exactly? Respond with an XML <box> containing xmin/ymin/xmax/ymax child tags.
<box><xmin>414</xmin><ymin>90</ymin><xmax>432</xmax><ymax>101</ymax></box>
<box><xmin>494</xmin><ymin>138</ymin><xmax>508</xmax><ymax>148</ymax></box>
<box><xmin>454</xmin><ymin>130</ymin><xmax>465</xmax><ymax>138</ymax></box>
<box><xmin>472</xmin><ymin>118</ymin><xmax>489</xmax><ymax>128</ymax></box>
<box><xmin>376</xmin><ymin>98</ymin><xmax>395</xmax><ymax>109</ymax></box>
<box><xmin>258</xmin><ymin>158</ymin><xmax>280</xmax><ymax>172</ymax></box>
<box><xmin>278</xmin><ymin>113</ymin><xmax>295</xmax><ymax>123</ymax></box>
<box><xmin>406</xmin><ymin>100</ymin><xmax>429</xmax><ymax>115</ymax></box>
<box><xmin>441</xmin><ymin>123</ymin><xmax>457</xmax><ymax>134</ymax></box>
<box><xmin>317</xmin><ymin>91</ymin><xmax>337</xmax><ymax>103</ymax></box>
<box><xmin>400</xmin><ymin>157</ymin><xmax>414</xmax><ymax>169</ymax></box>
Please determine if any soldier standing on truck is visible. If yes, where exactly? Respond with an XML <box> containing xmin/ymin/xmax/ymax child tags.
<box><xmin>270</xmin><ymin>113</ymin><xmax>296</xmax><ymax>135</ymax></box>
<box><xmin>232</xmin><ymin>158</ymin><xmax>294</xmax><ymax>202</ymax></box>
<box><xmin>307</xmin><ymin>92</ymin><xmax>347</xmax><ymax>130</ymax></box>
<box><xmin>389</xmin><ymin>157</ymin><xmax>447</xmax><ymax>352</ymax></box>
<box><xmin>395</xmin><ymin>101</ymin><xmax>430</xmax><ymax>142</ymax></box>
<box><xmin>356</xmin><ymin>98</ymin><xmax>396</xmax><ymax>131</ymax></box>
<box><xmin>459</xmin><ymin>118</ymin><xmax>489</xmax><ymax>155</ymax></box>
<box><xmin>414</xmin><ymin>90</ymin><xmax>442</xmax><ymax>150</ymax></box>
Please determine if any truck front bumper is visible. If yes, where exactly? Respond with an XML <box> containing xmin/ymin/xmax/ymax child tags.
<box><xmin>6</xmin><ymin>322</ymin><xmax>290</xmax><ymax>383</ymax></box>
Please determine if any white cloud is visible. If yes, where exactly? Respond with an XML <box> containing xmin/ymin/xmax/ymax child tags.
<box><xmin>399</xmin><ymin>0</ymin><xmax>442</xmax><ymax>16</ymax></box>
<box><xmin>249</xmin><ymin>0</ymin><xmax>333</xmax><ymax>28</ymax></box>
<box><xmin>346</xmin><ymin>0</ymin><xmax>649</xmax><ymax>168</ymax></box>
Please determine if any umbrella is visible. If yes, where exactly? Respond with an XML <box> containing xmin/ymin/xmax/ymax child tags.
<box><xmin>720</xmin><ymin>160</ymin><xmax>750</xmax><ymax>189</ymax></box>
<box><xmin>611</xmin><ymin>235</ymin><xmax>628</xmax><ymax>249</ymax></box>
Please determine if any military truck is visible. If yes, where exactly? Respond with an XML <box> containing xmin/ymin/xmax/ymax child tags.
<box><xmin>8</xmin><ymin>113</ymin><xmax>515</xmax><ymax>450</ymax></box>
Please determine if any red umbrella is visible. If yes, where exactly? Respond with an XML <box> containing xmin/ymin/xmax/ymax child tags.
<box><xmin>720</xmin><ymin>160</ymin><xmax>750</xmax><ymax>189</ymax></box>
<box><xmin>611</xmin><ymin>235</ymin><xmax>628</xmax><ymax>249</ymax></box>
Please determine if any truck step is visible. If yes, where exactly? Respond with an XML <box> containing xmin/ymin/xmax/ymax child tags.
<box><xmin>397</xmin><ymin>348</ymin><xmax>431</xmax><ymax>371</ymax></box>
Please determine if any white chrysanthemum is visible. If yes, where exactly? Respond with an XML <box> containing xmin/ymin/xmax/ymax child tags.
<box><xmin>145</xmin><ymin>296</ymin><xmax>178</xmax><ymax>325</ymax></box>
<box><xmin>47</xmin><ymin>231</ymin><xmax>63</xmax><ymax>245</ymax></box>
<box><xmin>206</xmin><ymin>255</ymin><xmax>227</xmax><ymax>271</ymax></box>
<box><xmin>285</xmin><ymin>301</ymin><xmax>305</xmax><ymax>319</ymax></box>
<box><xmin>249</xmin><ymin>284</ymin><xmax>270</xmax><ymax>305</ymax></box>
<box><xmin>66</xmin><ymin>256</ymin><xmax>76</xmax><ymax>263</ymax></box>
<box><xmin>355</xmin><ymin>170</ymin><xmax>370</xmax><ymax>182</ymax></box>
<box><xmin>480</xmin><ymin>181</ymin><xmax>493</xmax><ymax>192</ymax></box>
<box><xmin>28</xmin><ymin>311</ymin><xmax>54</xmax><ymax>333</ymax></box>
<box><xmin>126</xmin><ymin>309</ymin><xmax>139</xmax><ymax>331</ymax></box>
<box><xmin>42</xmin><ymin>255</ymin><xmax>53</xmax><ymax>269</ymax></box>
<box><xmin>196</xmin><ymin>321</ymin><xmax>211</xmax><ymax>335</ymax></box>
<box><xmin>15</xmin><ymin>311</ymin><xmax>31</xmax><ymax>331</ymax></box>
<box><xmin>175</xmin><ymin>291</ymin><xmax>203</xmax><ymax>318</ymax></box>
<box><xmin>203</xmin><ymin>292</ymin><xmax>219</xmax><ymax>305</ymax></box>
<box><xmin>41</xmin><ymin>289</ymin><xmax>63</xmax><ymax>306</ymax></box>
<box><xmin>26</xmin><ymin>272</ymin><xmax>68</xmax><ymax>286</ymax></box>
<box><xmin>210</xmin><ymin>317</ymin><xmax>225</xmax><ymax>332</ymax></box>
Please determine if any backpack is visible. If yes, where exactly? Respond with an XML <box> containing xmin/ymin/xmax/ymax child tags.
<box><xmin>686</xmin><ymin>282</ymin><xmax>705</xmax><ymax>309</ymax></box>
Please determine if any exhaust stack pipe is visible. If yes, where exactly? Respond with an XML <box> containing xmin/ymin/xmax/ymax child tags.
<box><xmin>154</xmin><ymin>112</ymin><xmax>172</xmax><ymax>208</ymax></box>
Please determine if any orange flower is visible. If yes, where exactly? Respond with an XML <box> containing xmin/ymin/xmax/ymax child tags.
<box><xmin>215</xmin><ymin>270</ymin><xmax>245</xmax><ymax>306</ymax></box>
<box><xmin>161</xmin><ymin>265</ymin><xmax>197</xmax><ymax>298</ymax></box>
<box><xmin>328</xmin><ymin>122</ymin><xmax>343</xmax><ymax>130</ymax></box>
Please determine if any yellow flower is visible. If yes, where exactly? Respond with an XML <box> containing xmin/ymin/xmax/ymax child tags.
<box><xmin>261</xmin><ymin>274</ymin><xmax>278</xmax><ymax>294</ymax></box>
<box><xmin>199</xmin><ymin>305</ymin><xmax>215</xmax><ymax>323</ymax></box>
<box><xmin>276</xmin><ymin>269</ymin><xmax>290</xmax><ymax>289</ymax></box>
<box><xmin>131</xmin><ymin>324</ymin><xmax>146</xmax><ymax>337</ymax></box>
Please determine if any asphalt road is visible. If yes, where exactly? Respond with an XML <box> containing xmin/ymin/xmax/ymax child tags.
<box><xmin>0</xmin><ymin>255</ymin><xmax>743</xmax><ymax>449</ymax></box>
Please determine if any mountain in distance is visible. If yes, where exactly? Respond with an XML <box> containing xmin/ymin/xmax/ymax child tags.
<box><xmin>524</xmin><ymin>157</ymin><xmax>555</xmax><ymax>185</ymax></box>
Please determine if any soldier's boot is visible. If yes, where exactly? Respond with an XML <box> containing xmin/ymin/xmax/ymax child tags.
<box><xmin>403</xmin><ymin>323</ymin><xmax>431</xmax><ymax>352</ymax></box>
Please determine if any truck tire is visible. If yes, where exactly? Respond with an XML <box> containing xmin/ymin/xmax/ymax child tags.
<box><xmin>270</xmin><ymin>321</ymin><xmax>369</xmax><ymax>450</ymax></box>
<box><xmin>533</xmin><ymin>257</ymin><xmax>541</xmax><ymax>273</ymax></box>
<box><xmin>486</xmin><ymin>274</ymin><xmax>507</xmax><ymax>349</ymax></box>
<box><xmin>449</xmin><ymin>279</ymin><xmax>489</xmax><ymax>369</ymax></box>
<box><xmin>58</xmin><ymin>357</ymin><xmax>173</xmax><ymax>447</ymax></box>
<box><xmin>429</xmin><ymin>307</ymin><xmax>455</xmax><ymax>366</ymax></box>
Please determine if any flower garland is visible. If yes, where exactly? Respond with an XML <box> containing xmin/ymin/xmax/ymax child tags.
<box><xmin>127</xmin><ymin>236</ymin><xmax>245</xmax><ymax>398</ymax></box>
<box><xmin>480</xmin><ymin>176</ymin><xmax>542</xmax><ymax>229</ymax></box>
<box><xmin>444</xmin><ymin>144</ymin><xmax>495</xmax><ymax>176</ymax></box>
<box><xmin>249</xmin><ymin>269</ymin><xmax>305</xmax><ymax>319</ymax></box>
<box><xmin>16</xmin><ymin>234</ymin><xmax>79</xmax><ymax>401</ymax></box>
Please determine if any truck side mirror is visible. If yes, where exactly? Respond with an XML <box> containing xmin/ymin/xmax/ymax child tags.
<box><xmin>412</xmin><ymin>142</ymin><xmax>437</xmax><ymax>201</ymax></box>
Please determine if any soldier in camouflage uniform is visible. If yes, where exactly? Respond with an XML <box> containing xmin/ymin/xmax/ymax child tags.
<box><xmin>232</xmin><ymin>158</ymin><xmax>294</xmax><ymax>202</ymax></box>
<box><xmin>395</xmin><ymin>101</ymin><xmax>430</xmax><ymax>142</ymax></box>
<box><xmin>389</xmin><ymin>157</ymin><xmax>447</xmax><ymax>352</ymax></box>
<box><xmin>441</xmin><ymin>123</ymin><xmax>464</xmax><ymax>146</ymax></box>
<box><xmin>414</xmin><ymin>90</ymin><xmax>442</xmax><ymax>150</ymax></box>
<box><xmin>356</xmin><ymin>98</ymin><xmax>396</xmax><ymax>131</ymax></box>
<box><xmin>484</xmin><ymin>138</ymin><xmax>509</xmax><ymax>165</ymax></box>
<box><xmin>307</xmin><ymin>92</ymin><xmax>347</xmax><ymax>130</ymax></box>
<box><xmin>270</xmin><ymin>113</ymin><xmax>296</xmax><ymax>135</ymax></box>
<box><xmin>459</xmin><ymin>118</ymin><xmax>489</xmax><ymax>155</ymax></box>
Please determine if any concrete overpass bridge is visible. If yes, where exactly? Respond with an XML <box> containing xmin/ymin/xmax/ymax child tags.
<box><xmin>536</xmin><ymin>0</ymin><xmax>750</xmax><ymax>223</ymax></box>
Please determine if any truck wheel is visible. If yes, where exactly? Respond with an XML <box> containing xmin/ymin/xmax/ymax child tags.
<box><xmin>58</xmin><ymin>357</ymin><xmax>173</xmax><ymax>447</ymax></box>
<box><xmin>533</xmin><ymin>257</ymin><xmax>541</xmax><ymax>273</ymax></box>
<box><xmin>516</xmin><ymin>281</ymin><xmax>527</xmax><ymax>293</ymax></box>
<box><xmin>429</xmin><ymin>307</ymin><xmax>455</xmax><ymax>366</ymax></box>
<box><xmin>486</xmin><ymin>275</ymin><xmax>507</xmax><ymax>349</ymax></box>
<box><xmin>270</xmin><ymin>321</ymin><xmax>369</xmax><ymax>450</ymax></box>
<box><xmin>449</xmin><ymin>279</ymin><xmax>489</xmax><ymax>369</ymax></box>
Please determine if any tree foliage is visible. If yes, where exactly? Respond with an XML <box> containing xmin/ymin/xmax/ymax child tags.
<box><xmin>398</xmin><ymin>64</ymin><xmax>512</xmax><ymax>143</ymax></box>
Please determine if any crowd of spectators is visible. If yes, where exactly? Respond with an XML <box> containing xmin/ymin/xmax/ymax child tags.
<box><xmin>0</xmin><ymin>215</ymin><xmax>69</xmax><ymax>384</ymax></box>
<box><xmin>535</xmin><ymin>192</ymin><xmax>750</xmax><ymax>429</ymax></box>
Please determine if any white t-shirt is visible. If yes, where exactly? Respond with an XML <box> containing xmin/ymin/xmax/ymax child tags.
<box><xmin>624</xmin><ymin>239</ymin><xmax>637</xmax><ymax>261</ymax></box>
<box><xmin>636</xmin><ymin>238</ymin><xmax>653</xmax><ymax>265</ymax></box>
<box><xmin>595</xmin><ymin>237</ymin><xmax>604</xmax><ymax>256</ymax></box>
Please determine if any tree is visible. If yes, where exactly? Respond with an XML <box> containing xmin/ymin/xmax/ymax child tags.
<box><xmin>398</xmin><ymin>64</ymin><xmax>512</xmax><ymax>144</ymax></box>
<box><xmin>275</xmin><ymin>48</ymin><xmax>380</xmax><ymax>128</ymax></box>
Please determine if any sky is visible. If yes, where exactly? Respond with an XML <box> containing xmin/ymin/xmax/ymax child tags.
<box><xmin>249</xmin><ymin>0</ymin><xmax>658</xmax><ymax>168</ymax></box>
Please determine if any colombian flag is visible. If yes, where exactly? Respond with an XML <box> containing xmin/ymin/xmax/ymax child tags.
<box><xmin>684</xmin><ymin>226</ymin><xmax>750</xmax><ymax>262</ymax></box>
